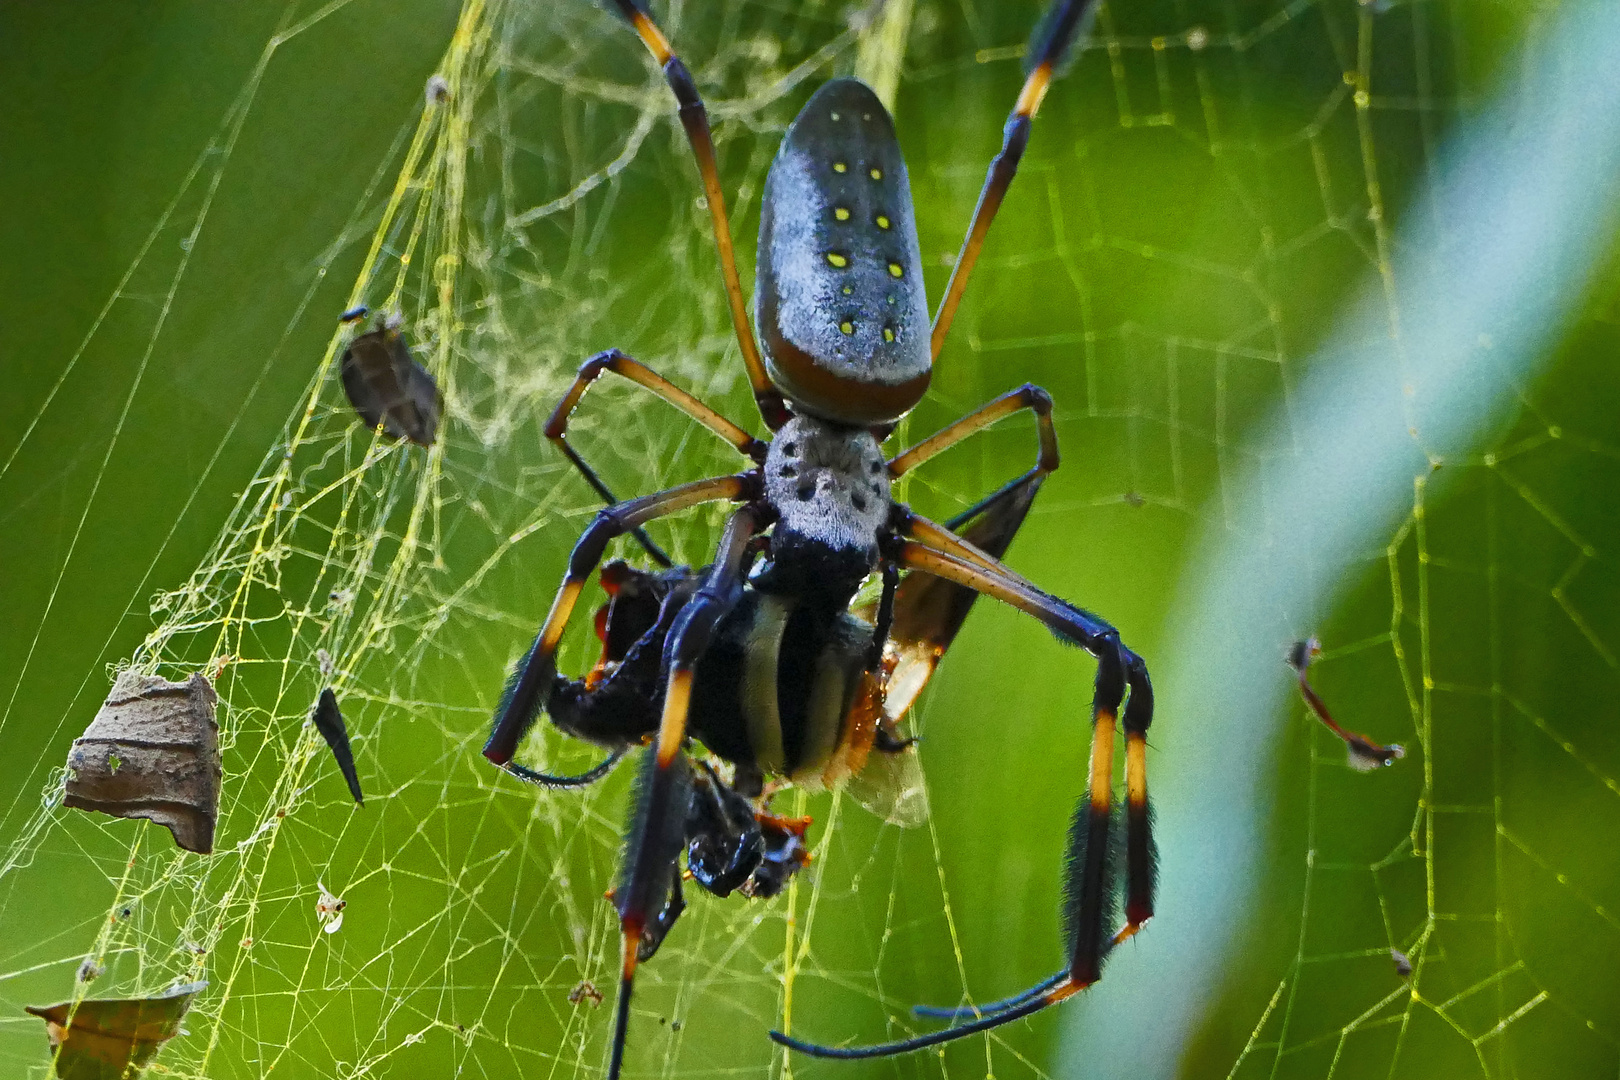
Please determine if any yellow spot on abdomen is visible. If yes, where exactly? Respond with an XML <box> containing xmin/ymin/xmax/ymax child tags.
<box><xmin>888</xmin><ymin>262</ymin><xmax>904</xmax><ymax>278</ymax></box>
<box><xmin>869</xmin><ymin>167</ymin><xmax>883</xmax><ymax>180</ymax></box>
<box><xmin>833</xmin><ymin>162</ymin><xmax>847</xmax><ymax>173</ymax></box>
<box><xmin>839</xmin><ymin>321</ymin><xmax>854</xmax><ymax>335</ymax></box>
<box><xmin>834</xmin><ymin>207</ymin><xmax>851</xmax><ymax>222</ymax></box>
<box><xmin>826</xmin><ymin>252</ymin><xmax>848</xmax><ymax>268</ymax></box>
<box><xmin>875</xmin><ymin>215</ymin><xmax>890</xmax><ymax>229</ymax></box>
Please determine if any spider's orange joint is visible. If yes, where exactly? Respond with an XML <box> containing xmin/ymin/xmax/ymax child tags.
<box><xmin>1125</xmin><ymin>730</ymin><xmax>1148</xmax><ymax>808</ymax></box>
<box><xmin>1016</xmin><ymin>63</ymin><xmax>1054</xmax><ymax>117</ymax></box>
<box><xmin>655</xmin><ymin>670</ymin><xmax>693</xmax><ymax>766</ymax></box>
<box><xmin>1088</xmin><ymin>709</ymin><xmax>1117</xmax><ymax>811</ymax></box>
<box><xmin>1111</xmin><ymin>921</ymin><xmax>1144</xmax><ymax>947</ymax></box>
<box><xmin>756</xmin><ymin>812</ymin><xmax>813</xmax><ymax>837</ymax></box>
<box><xmin>1045</xmin><ymin>976</ymin><xmax>1083</xmax><ymax>1004</ymax></box>
<box><xmin>630</xmin><ymin>10</ymin><xmax>674</xmax><ymax>65</ymax></box>
<box><xmin>621</xmin><ymin>925</ymin><xmax>643</xmax><ymax>979</ymax></box>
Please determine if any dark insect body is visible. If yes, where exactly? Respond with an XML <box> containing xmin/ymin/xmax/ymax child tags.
<box><xmin>484</xmin><ymin>1</ymin><xmax>1156</xmax><ymax>1074</ymax></box>
<box><xmin>338</xmin><ymin>312</ymin><xmax>441</xmax><ymax>446</ymax></box>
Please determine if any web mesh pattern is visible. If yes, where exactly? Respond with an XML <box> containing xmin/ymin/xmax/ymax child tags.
<box><xmin>0</xmin><ymin>1</ymin><xmax>1615</xmax><ymax>1078</ymax></box>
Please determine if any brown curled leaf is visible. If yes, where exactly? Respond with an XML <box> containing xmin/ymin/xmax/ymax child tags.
<box><xmin>311</xmin><ymin>688</ymin><xmax>363</xmax><ymax>806</ymax></box>
<box><xmin>25</xmin><ymin>980</ymin><xmax>205</xmax><ymax>1080</ymax></box>
<box><xmin>62</xmin><ymin>671</ymin><xmax>221</xmax><ymax>854</ymax></box>
<box><xmin>339</xmin><ymin>322</ymin><xmax>440</xmax><ymax>446</ymax></box>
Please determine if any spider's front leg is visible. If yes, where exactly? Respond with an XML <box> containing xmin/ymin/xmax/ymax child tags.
<box><xmin>545</xmin><ymin>348</ymin><xmax>769</xmax><ymax>565</ymax></box>
<box><xmin>608</xmin><ymin>505</ymin><xmax>764</xmax><ymax>1080</ymax></box>
<box><xmin>483</xmin><ymin>474</ymin><xmax>749</xmax><ymax>775</ymax></box>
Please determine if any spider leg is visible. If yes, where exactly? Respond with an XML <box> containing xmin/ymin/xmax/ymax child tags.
<box><xmin>931</xmin><ymin>0</ymin><xmax>1099</xmax><ymax>360</ymax></box>
<box><xmin>483</xmin><ymin>473</ymin><xmax>750</xmax><ymax>771</ymax></box>
<box><xmin>500</xmin><ymin>749</ymin><xmax>625</xmax><ymax>789</ymax></box>
<box><xmin>912</xmin><ymin>970</ymin><xmax>1068</xmax><ymax>1021</ymax></box>
<box><xmin>871</xmin><ymin>476</ymin><xmax>1043</xmax><ymax>729</ymax></box>
<box><xmin>772</xmin><ymin>540</ymin><xmax>1154</xmax><ymax>1060</ymax></box>
<box><xmin>888</xmin><ymin>383</ymin><xmax>1059</xmax><ymax>487</ymax></box>
<box><xmin>608</xmin><ymin>506</ymin><xmax>762</xmax><ymax>1080</ymax></box>
<box><xmin>546</xmin><ymin>350</ymin><xmax>766</xmax><ymax>567</ymax></box>
<box><xmin>603</xmin><ymin>2</ymin><xmax>788</xmax><ymax>429</ymax></box>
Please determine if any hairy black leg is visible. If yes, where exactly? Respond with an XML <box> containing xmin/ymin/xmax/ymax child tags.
<box><xmin>773</xmin><ymin>531</ymin><xmax>1151</xmax><ymax>1060</ymax></box>
<box><xmin>607</xmin><ymin>506</ymin><xmax>761</xmax><ymax>1080</ymax></box>
<box><xmin>484</xmin><ymin>474</ymin><xmax>749</xmax><ymax>772</ymax></box>
<box><xmin>502</xmin><ymin>749</ymin><xmax>626</xmax><ymax>789</ymax></box>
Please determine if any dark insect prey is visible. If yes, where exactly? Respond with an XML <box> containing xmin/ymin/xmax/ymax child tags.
<box><xmin>312</xmin><ymin>687</ymin><xmax>364</xmax><ymax>806</ymax></box>
<box><xmin>338</xmin><ymin>310</ymin><xmax>441</xmax><ymax>446</ymax></box>
<box><xmin>484</xmin><ymin>1</ymin><xmax>1155</xmax><ymax>1075</ymax></box>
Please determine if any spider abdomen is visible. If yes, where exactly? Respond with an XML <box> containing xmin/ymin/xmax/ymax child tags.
<box><xmin>756</xmin><ymin>78</ymin><xmax>930</xmax><ymax>425</ymax></box>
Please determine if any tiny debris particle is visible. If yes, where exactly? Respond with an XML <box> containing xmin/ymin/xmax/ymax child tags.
<box><xmin>77</xmin><ymin>959</ymin><xmax>104</xmax><ymax>983</ymax></box>
<box><xmin>1391</xmin><ymin>948</ymin><xmax>1413</xmax><ymax>978</ymax></box>
<box><xmin>568</xmin><ymin>981</ymin><xmax>604</xmax><ymax>1007</ymax></box>
<box><xmin>425</xmin><ymin>73</ymin><xmax>451</xmax><ymax>104</ymax></box>
<box><xmin>311</xmin><ymin>688</ymin><xmax>365</xmax><ymax>806</ymax></box>
<box><xmin>1287</xmin><ymin>638</ymin><xmax>1405</xmax><ymax>771</ymax></box>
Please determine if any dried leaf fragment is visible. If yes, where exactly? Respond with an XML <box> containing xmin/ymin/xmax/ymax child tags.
<box><xmin>312</xmin><ymin>688</ymin><xmax>364</xmax><ymax>806</ymax></box>
<box><xmin>63</xmin><ymin>671</ymin><xmax>221</xmax><ymax>854</ymax></box>
<box><xmin>25</xmin><ymin>980</ymin><xmax>205</xmax><ymax>1080</ymax></box>
<box><xmin>1391</xmin><ymin>947</ymin><xmax>1413</xmax><ymax>978</ymax></box>
<box><xmin>568</xmin><ymin>981</ymin><xmax>603</xmax><ymax>1007</ymax></box>
<box><xmin>339</xmin><ymin>318</ymin><xmax>440</xmax><ymax>446</ymax></box>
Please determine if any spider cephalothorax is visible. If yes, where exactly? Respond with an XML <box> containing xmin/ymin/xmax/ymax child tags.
<box><xmin>482</xmin><ymin>1</ymin><xmax>1155</xmax><ymax>1076</ymax></box>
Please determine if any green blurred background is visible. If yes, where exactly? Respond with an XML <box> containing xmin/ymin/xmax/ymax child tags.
<box><xmin>1</xmin><ymin>1</ymin><xmax>1616</xmax><ymax>1078</ymax></box>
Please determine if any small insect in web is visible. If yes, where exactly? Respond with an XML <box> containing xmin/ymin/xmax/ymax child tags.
<box><xmin>336</xmin><ymin>307</ymin><xmax>440</xmax><ymax>446</ymax></box>
<box><xmin>1287</xmin><ymin>638</ymin><xmax>1405</xmax><ymax>771</ymax></box>
<box><xmin>315</xmin><ymin>881</ymin><xmax>347</xmax><ymax>934</ymax></box>
<box><xmin>483</xmin><ymin>1</ymin><xmax>1154</xmax><ymax>1075</ymax></box>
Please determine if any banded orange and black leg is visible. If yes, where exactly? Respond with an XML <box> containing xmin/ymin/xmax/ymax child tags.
<box><xmin>771</xmin><ymin>540</ymin><xmax>1153</xmax><ymax>1058</ymax></box>
<box><xmin>931</xmin><ymin>0</ymin><xmax>1099</xmax><ymax>359</ymax></box>
<box><xmin>482</xmin><ymin>473</ymin><xmax>751</xmax><ymax>772</ymax></box>
<box><xmin>609</xmin><ymin>506</ymin><xmax>763</xmax><ymax>1080</ymax></box>
<box><xmin>603</xmin><ymin>1</ymin><xmax>788</xmax><ymax>428</ymax></box>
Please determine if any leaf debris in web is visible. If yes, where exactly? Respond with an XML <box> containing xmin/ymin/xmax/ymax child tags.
<box><xmin>25</xmin><ymin>980</ymin><xmax>205</xmax><ymax>1080</ymax></box>
<box><xmin>311</xmin><ymin>688</ymin><xmax>364</xmax><ymax>806</ymax></box>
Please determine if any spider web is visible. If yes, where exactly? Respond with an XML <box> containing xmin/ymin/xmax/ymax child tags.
<box><xmin>0</xmin><ymin>1</ymin><xmax>1616</xmax><ymax>1079</ymax></box>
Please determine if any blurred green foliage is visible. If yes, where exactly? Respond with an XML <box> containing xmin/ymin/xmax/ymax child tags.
<box><xmin>0</xmin><ymin>2</ymin><xmax>1615</xmax><ymax>1079</ymax></box>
